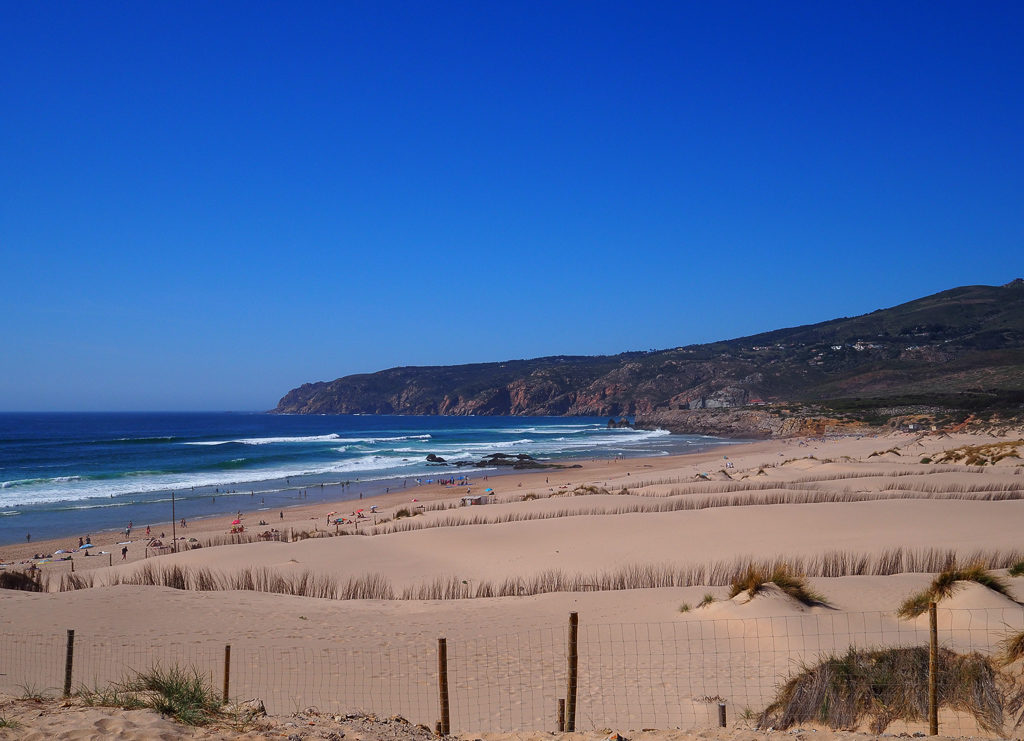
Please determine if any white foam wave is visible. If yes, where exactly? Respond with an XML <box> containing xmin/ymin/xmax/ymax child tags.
<box><xmin>332</xmin><ymin>434</ymin><xmax>432</xmax><ymax>444</ymax></box>
<box><xmin>184</xmin><ymin>434</ymin><xmax>344</xmax><ymax>446</ymax></box>
<box><xmin>0</xmin><ymin>456</ymin><xmax>426</xmax><ymax>508</ymax></box>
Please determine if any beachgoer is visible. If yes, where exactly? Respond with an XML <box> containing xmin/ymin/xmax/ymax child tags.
<box><xmin>26</xmin><ymin>533</ymin><xmax>30</xmax><ymax>543</ymax></box>
<box><xmin>79</xmin><ymin>537</ymin><xmax>84</xmax><ymax>547</ymax></box>
<box><xmin>85</xmin><ymin>535</ymin><xmax>91</xmax><ymax>544</ymax></box>
<box><xmin>280</xmin><ymin>511</ymin><xmax>283</xmax><ymax>519</ymax></box>
<box><xmin>121</xmin><ymin>546</ymin><xmax>128</xmax><ymax>560</ymax></box>
<box><xmin>146</xmin><ymin>525</ymin><xmax>151</xmax><ymax>536</ymax></box>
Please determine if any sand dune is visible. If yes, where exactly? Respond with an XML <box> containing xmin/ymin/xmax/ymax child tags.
<box><xmin>1</xmin><ymin>430</ymin><xmax>1023</xmax><ymax>737</ymax></box>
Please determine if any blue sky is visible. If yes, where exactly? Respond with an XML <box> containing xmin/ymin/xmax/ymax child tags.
<box><xmin>2</xmin><ymin>1</ymin><xmax>1022</xmax><ymax>411</ymax></box>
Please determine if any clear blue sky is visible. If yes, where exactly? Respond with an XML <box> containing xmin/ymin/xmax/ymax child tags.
<box><xmin>2</xmin><ymin>1</ymin><xmax>1022</xmax><ymax>411</ymax></box>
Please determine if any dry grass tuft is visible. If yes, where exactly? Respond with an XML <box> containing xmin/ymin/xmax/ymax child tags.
<box><xmin>935</xmin><ymin>440</ymin><xmax>1024</xmax><ymax>466</ymax></box>
<box><xmin>94</xmin><ymin>563</ymin><xmax>393</xmax><ymax>600</ymax></box>
<box><xmin>729</xmin><ymin>565</ymin><xmax>826</xmax><ymax>606</ymax></box>
<box><xmin>0</xmin><ymin>569</ymin><xmax>45</xmax><ymax>592</ymax></box>
<box><xmin>759</xmin><ymin>646</ymin><xmax>1021</xmax><ymax>734</ymax></box>
<box><xmin>897</xmin><ymin>564</ymin><xmax>1013</xmax><ymax>618</ymax></box>
<box><xmin>1000</xmin><ymin>630</ymin><xmax>1024</xmax><ymax>666</ymax></box>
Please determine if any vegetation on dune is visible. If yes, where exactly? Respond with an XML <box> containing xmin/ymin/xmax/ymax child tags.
<box><xmin>1010</xmin><ymin>560</ymin><xmax>1024</xmax><ymax>577</ymax></box>
<box><xmin>78</xmin><ymin>666</ymin><xmax>223</xmax><ymax>726</ymax></box>
<box><xmin>897</xmin><ymin>564</ymin><xmax>1014</xmax><ymax>618</ymax></box>
<box><xmin>934</xmin><ymin>440</ymin><xmax>1024</xmax><ymax>466</ymax></box>
<box><xmin>728</xmin><ymin>565</ymin><xmax>826</xmax><ymax>607</ymax></box>
<box><xmin>53</xmin><ymin>548</ymin><xmax>1024</xmax><ymax>601</ymax></box>
<box><xmin>0</xmin><ymin>569</ymin><xmax>45</xmax><ymax>592</ymax></box>
<box><xmin>758</xmin><ymin>646</ymin><xmax>1024</xmax><ymax>734</ymax></box>
<box><xmin>1000</xmin><ymin>630</ymin><xmax>1024</xmax><ymax>667</ymax></box>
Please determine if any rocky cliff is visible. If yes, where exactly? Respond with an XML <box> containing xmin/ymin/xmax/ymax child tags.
<box><xmin>274</xmin><ymin>281</ymin><xmax>1024</xmax><ymax>435</ymax></box>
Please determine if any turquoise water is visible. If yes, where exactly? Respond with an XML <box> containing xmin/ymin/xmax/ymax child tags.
<box><xmin>0</xmin><ymin>413</ymin><xmax>734</xmax><ymax>543</ymax></box>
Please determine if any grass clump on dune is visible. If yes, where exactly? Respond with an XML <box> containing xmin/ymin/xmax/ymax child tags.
<box><xmin>77</xmin><ymin>665</ymin><xmax>223</xmax><ymax>726</ymax></box>
<box><xmin>729</xmin><ymin>565</ymin><xmax>827</xmax><ymax>607</ymax></box>
<box><xmin>898</xmin><ymin>564</ymin><xmax>1012</xmax><ymax>618</ymax></box>
<box><xmin>1000</xmin><ymin>630</ymin><xmax>1024</xmax><ymax>666</ymax></box>
<box><xmin>1009</xmin><ymin>560</ymin><xmax>1024</xmax><ymax>577</ymax></box>
<box><xmin>0</xmin><ymin>569</ymin><xmax>45</xmax><ymax>592</ymax></box>
<box><xmin>124</xmin><ymin>666</ymin><xmax>222</xmax><ymax>725</ymax></box>
<box><xmin>759</xmin><ymin>646</ymin><xmax>1022</xmax><ymax>734</ymax></box>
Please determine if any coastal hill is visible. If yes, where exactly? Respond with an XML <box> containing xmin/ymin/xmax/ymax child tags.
<box><xmin>274</xmin><ymin>280</ymin><xmax>1024</xmax><ymax>435</ymax></box>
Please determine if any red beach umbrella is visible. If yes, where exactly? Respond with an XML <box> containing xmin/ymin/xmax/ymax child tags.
<box><xmin>231</xmin><ymin>519</ymin><xmax>241</xmax><ymax>525</ymax></box>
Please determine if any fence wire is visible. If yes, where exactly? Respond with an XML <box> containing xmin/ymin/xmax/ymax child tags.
<box><xmin>1</xmin><ymin>607</ymin><xmax>1022</xmax><ymax>736</ymax></box>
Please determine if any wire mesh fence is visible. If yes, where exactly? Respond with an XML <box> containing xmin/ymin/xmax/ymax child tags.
<box><xmin>1</xmin><ymin>606</ymin><xmax>1022</xmax><ymax>735</ymax></box>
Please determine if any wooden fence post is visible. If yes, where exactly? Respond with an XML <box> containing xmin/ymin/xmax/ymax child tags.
<box><xmin>566</xmin><ymin>612</ymin><xmax>578</xmax><ymax>732</ymax></box>
<box><xmin>557</xmin><ymin>698</ymin><xmax>565</xmax><ymax>731</ymax></box>
<box><xmin>929</xmin><ymin>602</ymin><xmax>938</xmax><ymax>735</ymax></box>
<box><xmin>718</xmin><ymin>701</ymin><xmax>727</xmax><ymax>727</ymax></box>
<box><xmin>223</xmin><ymin>644</ymin><xmax>231</xmax><ymax>704</ymax></box>
<box><xmin>63</xmin><ymin>629</ymin><xmax>75</xmax><ymax>697</ymax></box>
<box><xmin>438</xmin><ymin>637</ymin><xmax>450</xmax><ymax>735</ymax></box>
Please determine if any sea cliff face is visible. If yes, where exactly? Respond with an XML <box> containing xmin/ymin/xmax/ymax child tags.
<box><xmin>633</xmin><ymin>408</ymin><xmax>873</xmax><ymax>439</ymax></box>
<box><xmin>274</xmin><ymin>281</ymin><xmax>1024</xmax><ymax>436</ymax></box>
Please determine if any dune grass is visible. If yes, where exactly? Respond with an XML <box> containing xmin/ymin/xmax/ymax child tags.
<box><xmin>897</xmin><ymin>564</ymin><xmax>1013</xmax><ymax>618</ymax></box>
<box><xmin>0</xmin><ymin>569</ymin><xmax>45</xmax><ymax>592</ymax></box>
<box><xmin>125</xmin><ymin>666</ymin><xmax>223</xmax><ymax>725</ymax></box>
<box><xmin>53</xmin><ymin>547</ymin><xmax>1024</xmax><ymax>601</ymax></box>
<box><xmin>366</xmin><ymin>487</ymin><xmax>1024</xmax><ymax>538</ymax></box>
<box><xmin>1000</xmin><ymin>630</ymin><xmax>1024</xmax><ymax>666</ymax></box>
<box><xmin>729</xmin><ymin>565</ymin><xmax>826</xmax><ymax>606</ymax></box>
<box><xmin>1009</xmin><ymin>561</ymin><xmax>1024</xmax><ymax>577</ymax></box>
<box><xmin>89</xmin><ymin>563</ymin><xmax>394</xmax><ymax>600</ymax></box>
<box><xmin>76</xmin><ymin>666</ymin><xmax>223</xmax><ymax>726</ymax></box>
<box><xmin>758</xmin><ymin>646</ymin><xmax>1022</xmax><ymax>734</ymax></box>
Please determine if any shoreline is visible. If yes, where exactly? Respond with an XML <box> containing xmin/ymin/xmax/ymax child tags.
<box><xmin>0</xmin><ymin>436</ymin><xmax>763</xmax><ymax>569</ymax></box>
<box><xmin>3</xmin><ymin>428</ymin><xmax>1024</xmax><ymax>735</ymax></box>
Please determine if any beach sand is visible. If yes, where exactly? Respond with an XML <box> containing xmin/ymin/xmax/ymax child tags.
<box><xmin>2</xmin><ymin>430</ymin><xmax>1023</xmax><ymax>738</ymax></box>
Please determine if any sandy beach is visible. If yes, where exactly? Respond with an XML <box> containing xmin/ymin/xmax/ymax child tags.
<box><xmin>2</xmin><ymin>429</ymin><xmax>1024</xmax><ymax>739</ymax></box>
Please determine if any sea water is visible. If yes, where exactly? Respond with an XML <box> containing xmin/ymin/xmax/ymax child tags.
<box><xmin>0</xmin><ymin>412</ymin><xmax>736</xmax><ymax>544</ymax></box>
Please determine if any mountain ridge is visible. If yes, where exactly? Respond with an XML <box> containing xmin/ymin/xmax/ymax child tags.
<box><xmin>274</xmin><ymin>281</ymin><xmax>1024</xmax><ymax>432</ymax></box>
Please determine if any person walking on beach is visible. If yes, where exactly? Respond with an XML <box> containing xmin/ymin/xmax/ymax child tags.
<box><xmin>26</xmin><ymin>533</ymin><xmax>30</xmax><ymax>543</ymax></box>
<box><xmin>121</xmin><ymin>546</ymin><xmax>128</xmax><ymax>560</ymax></box>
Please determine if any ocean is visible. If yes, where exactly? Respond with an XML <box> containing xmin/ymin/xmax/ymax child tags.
<box><xmin>0</xmin><ymin>412</ymin><xmax>735</xmax><ymax>544</ymax></box>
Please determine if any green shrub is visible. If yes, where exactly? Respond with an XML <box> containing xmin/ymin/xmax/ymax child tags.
<box><xmin>122</xmin><ymin>666</ymin><xmax>222</xmax><ymax>725</ymax></box>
